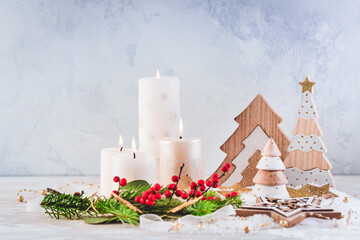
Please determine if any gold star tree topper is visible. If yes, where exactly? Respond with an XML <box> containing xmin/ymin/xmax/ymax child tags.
<box><xmin>299</xmin><ymin>76</ymin><xmax>316</xmax><ymax>93</ymax></box>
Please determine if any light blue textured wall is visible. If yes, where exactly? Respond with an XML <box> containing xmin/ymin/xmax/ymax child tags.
<box><xmin>1</xmin><ymin>0</ymin><xmax>359</xmax><ymax>176</ymax></box>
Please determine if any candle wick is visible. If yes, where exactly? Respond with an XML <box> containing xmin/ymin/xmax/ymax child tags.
<box><xmin>179</xmin><ymin>136</ymin><xmax>182</xmax><ymax>139</ymax></box>
<box><xmin>133</xmin><ymin>152</ymin><xmax>136</xmax><ymax>159</ymax></box>
<box><xmin>120</xmin><ymin>147</ymin><xmax>123</xmax><ymax>152</ymax></box>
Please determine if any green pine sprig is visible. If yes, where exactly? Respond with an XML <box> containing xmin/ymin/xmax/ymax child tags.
<box><xmin>40</xmin><ymin>180</ymin><xmax>243</xmax><ymax>225</ymax></box>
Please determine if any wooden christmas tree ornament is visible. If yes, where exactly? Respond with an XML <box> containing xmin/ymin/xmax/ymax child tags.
<box><xmin>252</xmin><ymin>138</ymin><xmax>289</xmax><ymax>198</ymax></box>
<box><xmin>210</xmin><ymin>94</ymin><xmax>290</xmax><ymax>187</ymax></box>
<box><xmin>284</xmin><ymin>76</ymin><xmax>335</xmax><ymax>188</ymax></box>
<box><xmin>239</xmin><ymin>150</ymin><xmax>262</xmax><ymax>187</ymax></box>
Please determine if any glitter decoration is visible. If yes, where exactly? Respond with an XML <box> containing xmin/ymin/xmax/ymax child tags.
<box><xmin>286</xmin><ymin>184</ymin><xmax>338</xmax><ymax>198</ymax></box>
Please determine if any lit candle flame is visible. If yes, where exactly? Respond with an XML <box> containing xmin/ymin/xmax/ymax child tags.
<box><xmin>179</xmin><ymin>118</ymin><xmax>183</xmax><ymax>139</ymax></box>
<box><xmin>156</xmin><ymin>69</ymin><xmax>160</xmax><ymax>78</ymax></box>
<box><xmin>132</xmin><ymin>137</ymin><xmax>136</xmax><ymax>159</ymax></box>
<box><xmin>119</xmin><ymin>135</ymin><xmax>123</xmax><ymax>151</ymax></box>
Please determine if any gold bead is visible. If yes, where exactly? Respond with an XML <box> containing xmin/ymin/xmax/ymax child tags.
<box><xmin>29</xmin><ymin>189</ymin><xmax>32</xmax><ymax>192</ymax></box>
<box><xmin>343</xmin><ymin>197</ymin><xmax>349</xmax><ymax>203</ymax></box>
<box><xmin>34</xmin><ymin>190</ymin><xmax>37</xmax><ymax>193</ymax></box>
<box><xmin>244</xmin><ymin>226</ymin><xmax>250</xmax><ymax>233</ymax></box>
<box><xmin>279</xmin><ymin>220</ymin><xmax>287</xmax><ymax>227</ymax></box>
<box><xmin>88</xmin><ymin>184</ymin><xmax>93</xmax><ymax>187</ymax></box>
<box><xmin>240</xmin><ymin>216</ymin><xmax>245</xmax><ymax>220</ymax></box>
<box><xmin>18</xmin><ymin>196</ymin><xmax>24</xmax><ymax>202</ymax></box>
<box><xmin>41</xmin><ymin>190</ymin><xmax>47</xmax><ymax>195</ymax></box>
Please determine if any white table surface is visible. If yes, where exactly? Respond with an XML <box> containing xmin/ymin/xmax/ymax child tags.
<box><xmin>1</xmin><ymin>176</ymin><xmax>359</xmax><ymax>240</ymax></box>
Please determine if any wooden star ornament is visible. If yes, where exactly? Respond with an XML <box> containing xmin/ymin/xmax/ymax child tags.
<box><xmin>299</xmin><ymin>76</ymin><xmax>316</xmax><ymax>93</ymax></box>
<box><xmin>236</xmin><ymin>196</ymin><xmax>341</xmax><ymax>227</ymax></box>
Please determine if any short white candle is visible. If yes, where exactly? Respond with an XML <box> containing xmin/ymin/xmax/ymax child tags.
<box><xmin>112</xmin><ymin>137</ymin><xmax>156</xmax><ymax>190</ymax></box>
<box><xmin>100</xmin><ymin>136</ymin><xmax>128</xmax><ymax>197</ymax></box>
<box><xmin>159</xmin><ymin>119</ymin><xmax>204</xmax><ymax>189</ymax></box>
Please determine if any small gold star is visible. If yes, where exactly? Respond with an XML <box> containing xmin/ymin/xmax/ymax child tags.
<box><xmin>299</xmin><ymin>76</ymin><xmax>316</xmax><ymax>93</ymax></box>
<box><xmin>168</xmin><ymin>219</ymin><xmax>182</xmax><ymax>232</ymax></box>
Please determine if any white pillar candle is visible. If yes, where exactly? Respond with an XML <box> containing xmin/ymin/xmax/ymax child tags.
<box><xmin>112</xmin><ymin>137</ymin><xmax>156</xmax><ymax>190</ymax></box>
<box><xmin>138</xmin><ymin>70</ymin><xmax>180</xmax><ymax>171</ymax></box>
<box><xmin>100</xmin><ymin>136</ymin><xmax>128</xmax><ymax>197</ymax></box>
<box><xmin>159</xmin><ymin>119</ymin><xmax>203</xmax><ymax>189</ymax></box>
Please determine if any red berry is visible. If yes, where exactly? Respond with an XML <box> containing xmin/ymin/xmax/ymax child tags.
<box><xmin>231</xmin><ymin>191</ymin><xmax>238</xmax><ymax>196</ymax></box>
<box><xmin>113</xmin><ymin>176</ymin><xmax>120</xmax><ymax>182</ymax></box>
<box><xmin>212</xmin><ymin>173</ymin><xmax>218</xmax><ymax>179</ymax></box>
<box><xmin>197</xmin><ymin>179</ymin><xmax>205</xmax><ymax>186</ymax></box>
<box><xmin>168</xmin><ymin>184</ymin><xmax>176</xmax><ymax>190</ymax></box>
<box><xmin>156</xmin><ymin>193</ymin><xmax>162</xmax><ymax>199</ymax></box>
<box><xmin>225</xmin><ymin>163</ymin><xmax>231</xmax><ymax>169</ymax></box>
<box><xmin>212</xmin><ymin>179</ymin><xmax>219</xmax><ymax>184</ymax></box>
<box><xmin>145</xmin><ymin>199</ymin><xmax>152</xmax><ymax>205</ymax></box>
<box><xmin>201</xmin><ymin>197</ymin><xmax>207</xmax><ymax>201</ymax></box>
<box><xmin>189</xmin><ymin>190</ymin><xmax>194</xmax><ymax>196</ymax></box>
<box><xmin>120</xmin><ymin>178</ymin><xmax>127</xmax><ymax>186</ymax></box>
<box><xmin>149</xmin><ymin>187</ymin><xmax>154</xmax><ymax>192</ymax></box>
<box><xmin>215</xmin><ymin>197</ymin><xmax>220</xmax><ymax>201</ymax></box>
<box><xmin>171</xmin><ymin>176</ymin><xmax>179</xmax><ymax>182</ymax></box>
<box><xmin>175</xmin><ymin>190</ymin><xmax>182</xmax><ymax>197</ymax></box>
<box><xmin>199</xmin><ymin>185</ymin><xmax>206</xmax><ymax>191</ymax></box>
<box><xmin>112</xmin><ymin>190</ymin><xmax>118</xmax><ymax>195</ymax></box>
<box><xmin>195</xmin><ymin>191</ymin><xmax>202</xmax><ymax>197</ymax></box>
<box><xmin>190</xmin><ymin>182</ymin><xmax>197</xmax><ymax>190</ymax></box>
<box><xmin>142</xmin><ymin>191</ymin><xmax>149</xmax><ymax>199</ymax></box>
<box><xmin>74</xmin><ymin>192</ymin><xmax>81</xmax><ymax>197</ymax></box>
<box><xmin>211</xmin><ymin>177</ymin><xmax>219</xmax><ymax>183</ymax></box>
<box><xmin>149</xmin><ymin>194</ymin><xmax>156</xmax><ymax>201</ymax></box>
<box><xmin>213</xmin><ymin>183</ymin><xmax>219</xmax><ymax>188</ymax></box>
<box><xmin>206</xmin><ymin>180</ymin><xmax>213</xmax><ymax>187</ymax></box>
<box><xmin>225</xmin><ymin>194</ymin><xmax>230</xmax><ymax>198</ymax></box>
<box><xmin>181</xmin><ymin>192</ymin><xmax>188</xmax><ymax>199</ymax></box>
<box><xmin>149</xmin><ymin>201</ymin><xmax>155</xmax><ymax>206</ymax></box>
<box><xmin>221</xmin><ymin>166</ymin><xmax>228</xmax><ymax>172</ymax></box>
<box><xmin>135</xmin><ymin>196</ymin><xmax>142</xmax><ymax>203</ymax></box>
<box><xmin>164</xmin><ymin>190</ymin><xmax>171</xmax><ymax>198</ymax></box>
<box><xmin>207</xmin><ymin>196</ymin><xmax>214</xmax><ymax>200</ymax></box>
<box><xmin>153</xmin><ymin>183</ymin><xmax>161</xmax><ymax>191</ymax></box>
<box><xmin>140</xmin><ymin>197</ymin><xmax>145</xmax><ymax>204</ymax></box>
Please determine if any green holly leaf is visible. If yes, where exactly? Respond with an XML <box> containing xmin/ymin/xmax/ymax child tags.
<box><xmin>119</xmin><ymin>180</ymin><xmax>150</xmax><ymax>190</ymax></box>
<box><xmin>84</xmin><ymin>217</ymin><xmax>116</xmax><ymax>224</ymax></box>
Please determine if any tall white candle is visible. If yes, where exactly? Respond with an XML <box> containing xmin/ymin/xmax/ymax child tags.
<box><xmin>112</xmin><ymin>137</ymin><xmax>156</xmax><ymax>190</ymax></box>
<box><xmin>100</xmin><ymin>136</ymin><xmax>127</xmax><ymax>197</ymax></box>
<box><xmin>159</xmin><ymin>119</ymin><xmax>203</xmax><ymax>189</ymax></box>
<box><xmin>138</xmin><ymin>70</ymin><xmax>180</xmax><ymax>161</ymax></box>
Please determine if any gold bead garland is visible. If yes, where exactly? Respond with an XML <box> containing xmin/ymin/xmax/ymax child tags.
<box><xmin>16</xmin><ymin>180</ymin><xmax>100</xmax><ymax>203</ymax></box>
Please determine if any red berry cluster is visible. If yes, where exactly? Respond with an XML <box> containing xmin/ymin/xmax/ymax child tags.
<box><xmin>112</xmin><ymin>176</ymin><xmax>128</xmax><ymax>195</ymax></box>
<box><xmin>164</xmin><ymin>163</ymin><xmax>185</xmax><ymax>200</ymax></box>
<box><xmin>165</xmin><ymin>173</ymin><xmax>188</xmax><ymax>200</ymax></box>
<box><xmin>201</xmin><ymin>196</ymin><xmax>220</xmax><ymax>201</ymax></box>
<box><xmin>113</xmin><ymin>176</ymin><xmax>127</xmax><ymax>186</ymax></box>
<box><xmin>134</xmin><ymin>183</ymin><xmax>162</xmax><ymax>206</ymax></box>
<box><xmin>225</xmin><ymin>191</ymin><xmax>238</xmax><ymax>199</ymax></box>
<box><xmin>222</xmin><ymin>163</ymin><xmax>231</xmax><ymax>173</ymax></box>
